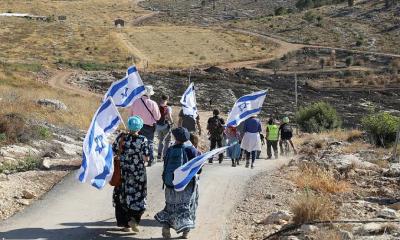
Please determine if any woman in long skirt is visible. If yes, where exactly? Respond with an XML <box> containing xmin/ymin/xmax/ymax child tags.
<box><xmin>240</xmin><ymin>116</ymin><xmax>262</xmax><ymax>169</ymax></box>
<box><xmin>113</xmin><ymin>116</ymin><xmax>149</xmax><ymax>232</ymax></box>
<box><xmin>155</xmin><ymin>127</ymin><xmax>200</xmax><ymax>239</ymax></box>
<box><xmin>225</xmin><ymin>126</ymin><xmax>241</xmax><ymax>167</ymax></box>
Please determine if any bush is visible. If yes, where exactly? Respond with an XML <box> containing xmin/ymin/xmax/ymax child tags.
<box><xmin>292</xmin><ymin>162</ymin><xmax>351</xmax><ymax>193</ymax></box>
<box><xmin>345</xmin><ymin>56</ymin><xmax>354</xmax><ymax>67</ymax></box>
<box><xmin>274</xmin><ymin>7</ymin><xmax>287</xmax><ymax>16</ymax></box>
<box><xmin>361</xmin><ymin>112</ymin><xmax>400</xmax><ymax>147</ymax></box>
<box><xmin>0</xmin><ymin>155</ymin><xmax>42</xmax><ymax>174</ymax></box>
<box><xmin>0</xmin><ymin>113</ymin><xmax>27</xmax><ymax>144</ymax></box>
<box><xmin>295</xmin><ymin>102</ymin><xmax>342</xmax><ymax>133</ymax></box>
<box><xmin>291</xmin><ymin>191</ymin><xmax>338</xmax><ymax>225</ymax></box>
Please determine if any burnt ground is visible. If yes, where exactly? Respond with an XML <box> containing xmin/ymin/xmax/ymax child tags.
<box><xmin>72</xmin><ymin>67</ymin><xmax>399</xmax><ymax>128</ymax></box>
<box><xmin>139</xmin><ymin>0</ymin><xmax>298</xmax><ymax>25</ymax></box>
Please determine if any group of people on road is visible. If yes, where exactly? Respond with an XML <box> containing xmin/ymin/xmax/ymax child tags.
<box><xmin>111</xmin><ymin>84</ymin><xmax>297</xmax><ymax>238</ymax></box>
<box><xmin>204</xmin><ymin>109</ymin><xmax>297</xmax><ymax>169</ymax></box>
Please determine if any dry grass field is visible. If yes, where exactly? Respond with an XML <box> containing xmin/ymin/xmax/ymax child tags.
<box><xmin>0</xmin><ymin>63</ymin><xmax>98</xmax><ymax>129</ymax></box>
<box><xmin>122</xmin><ymin>26</ymin><xmax>278</xmax><ymax>69</ymax></box>
<box><xmin>0</xmin><ymin>0</ymin><xmax>279</xmax><ymax>70</ymax></box>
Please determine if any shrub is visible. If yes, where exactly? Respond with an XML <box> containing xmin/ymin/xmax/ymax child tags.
<box><xmin>0</xmin><ymin>113</ymin><xmax>27</xmax><ymax>144</ymax></box>
<box><xmin>274</xmin><ymin>7</ymin><xmax>287</xmax><ymax>16</ymax></box>
<box><xmin>0</xmin><ymin>155</ymin><xmax>42</xmax><ymax>174</ymax></box>
<box><xmin>304</xmin><ymin>11</ymin><xmax>316</xmax><ymax>23</ymax></box>
<box><xmin>319</xmin><ymin>58</ymin><xmax>325</xmax><ymax>69</ymax></box>
<box><xmin>270</xmin><ymin>59</ymin><xmax>281</xmax><ymax>74</ymax></box>
<box><xmin>292</xmin><ymin>163</ymin><xmax>351</xmax><ymax>193</ymax></box>
<box><xmin>361</xmin><ymin>112</ymin><xmax>400</xmax><ymax>147</ymax></box>
<box><xmin>345</xmin><ymin>56</ymin><xmax>354</xmax><ymax>67</ymax></box>
<box><xmin>295</xmin><ymin>102</ymin><xmax>342</xmax><ymax>133</ymax></box>
<box><xmin>291</xmin><ymin>191</ymin><xmax>338</xmax><ymax>225</ymax></box>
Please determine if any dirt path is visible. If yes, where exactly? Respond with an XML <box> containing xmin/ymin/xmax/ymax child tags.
<box><xmin>47</xmin><ymin>70</ymin><xmax>101</xmax><ymax>98</ymax></box>
<box><xmin>219</xmin><ymin>28</ymin><xmax>400</xmax><ymax>70</ymax></box>
<box><xmin>132</xmin><ymin>11</ymin><xmax>159</xmax><ymax>26</ymax></box>
<box><xmin>114</xmin><ymin>32</ymin><xmax>149</xmax><ymax>69</ymax></box>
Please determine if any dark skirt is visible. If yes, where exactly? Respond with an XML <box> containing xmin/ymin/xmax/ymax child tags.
<box><xmin>154</xmin><ymin>180</ymin><xmax>199</xmax><ymax>233</ymax></box>
<box><xmin>113</xmin><ymin>187</ymin><xmax>145</xmax><ymax>227</ymax></box>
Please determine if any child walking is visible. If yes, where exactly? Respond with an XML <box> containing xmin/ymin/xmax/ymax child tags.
<box><xmin>225</xmin><ymin>126</ymin><xmax>241</xmax><ymax>167</ymax></box>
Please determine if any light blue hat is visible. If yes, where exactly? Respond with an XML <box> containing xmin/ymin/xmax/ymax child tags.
<box><xmin>127</xmin><ymin>115</ymin><xmax>143</xmax><ymax>131</ymax></box>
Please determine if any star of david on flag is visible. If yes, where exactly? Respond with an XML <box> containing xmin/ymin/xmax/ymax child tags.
<box><xmin>103</xmin><ymin>65</ymin><xmax>145</xmax><ymax>108</ymax></box>
<box><xmin>77</xmin><ymin>97</ymin><xmax>123</xmax><ymax>189</ymax></box>
<box><xmin>226</xmin><ymin>90</ymin><xmax>267</xmax><ymax>127</ymax></box>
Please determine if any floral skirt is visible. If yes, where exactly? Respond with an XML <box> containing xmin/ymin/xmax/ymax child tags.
<box><xmin>154</xmin><ymin>180</ymin><xmax>199</xmax><ymax>233</ymax></box>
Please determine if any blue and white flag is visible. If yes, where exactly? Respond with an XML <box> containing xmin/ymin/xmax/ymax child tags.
<box><xmin>77</xmin><ymin>97</ymin><xmax>123</xmax><ymax>189</ymax></box>
<box><xmin>226</xmin><ymin>90</ymin><xmax>267</xmax><ymax>127</ymax></box>
<box><xmin>180</xmin><ymin>83</ymin><xmax>198</xmax><ymax>119</ymax></box>
<box><xmin>103</xmin><ymin>65</ymin><xmax>145</xmax><ymax>108</ymax></box>
<box><xmin>173</xmin><ymin>146</ymin><xmax>229</xmax><ymax>191</ymax></box>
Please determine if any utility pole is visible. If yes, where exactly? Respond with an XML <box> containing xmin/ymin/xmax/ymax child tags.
<box><xmin>295</xmin><ymin>73</ymin><xmax>298</xmax><ymax>110</ymax></box>
<box><xmin>393</xmin><ymin>126</ymin><xmax>400</xmax><ymax>162</ymax></box>
<box><xmin>188</xmin><ymin>67</ymin><xmax>192</xmax><ymax>85</ymax></box>
<box><xmin>295</xmin><ymin>73</ymin><xmax>299</xmax><ymax>135</ymax></box>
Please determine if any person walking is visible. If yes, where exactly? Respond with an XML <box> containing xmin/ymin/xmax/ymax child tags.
<box><xmin>112</xmin><ymin>116</ymin><xmax>149</xmax><ymax>233</ymax></box>
<box><xmin>279</xmin><ymin>117</ymin><xmax>297</xmax><ymax>155</ymax></box>
<box><xmin>178</xmin><ymin>109</ymin><xmax>202</xmax><ymax>136</ymax></box>
<box><xmin>156</xmin><ymin>94</ymin><xmax>174</xmax><ymax>162</ymax></box>
<box><xmin>129</xmin><ymin>85</ymin><xmax>161</xmax><ymax>166</ymax></box>
<box><xmin>207</xmin><ymin>109</ymin><xmax>225</xmax><ymax>163</ymax></box>
<box><xmin>155</xmin><ymin>127</ymin><xmax>201</xmax><ymax>239</ymax></box>
<box><xmin>240</xmin><ymin>116</ymin><xmax>262</xmax><ymax>169</ymax></box>
<box><xmin>266</xmin><ymin>118</ymin><xmax>279</xmax><ymax>159</ymax></box>
<box><xmin>225</xmin><ymin>126</ymin><xmax>241</xmax><ymax>167</ymax></box>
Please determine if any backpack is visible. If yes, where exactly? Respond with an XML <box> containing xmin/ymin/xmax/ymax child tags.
<box><xmin>208</xmin><ymin>117</ymin><xmax>224</xmax><ymax>137</ymax></box>
<box><xmin>281</xmin><ymin>124</ymin><xmax>293</xmax><ymax>139</ymax></box>
<box><xmin>182</xmin><ymin>115</ymin><xmax>197</xmax><ymax>132</ymax></box>
<box><xmin>157</xmin><ymin>105</ymin><xmax>169</xmax><ymax>125</ymax></box>
<box><xmin>162</xmin><ymin>145</ymin><xmax>188</xmax><ymax>188</ymax></box>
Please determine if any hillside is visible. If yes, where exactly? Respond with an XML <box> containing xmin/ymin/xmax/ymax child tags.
<box><xmin>231</xmin><ymin>0</ymin><xmax>400</xmax><ymax>54</ymax></box>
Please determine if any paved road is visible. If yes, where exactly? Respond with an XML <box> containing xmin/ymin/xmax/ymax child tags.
<box><xmin>0</xmin><ymin>155</ymin><xmax>286</xmax><ymax>240</ymax></box>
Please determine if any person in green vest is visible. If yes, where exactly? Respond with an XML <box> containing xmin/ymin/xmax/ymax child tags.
<box><xmin>266</xmin><ymin>118</ymin><xmax>279</xmax><ymax>159</ymax></box>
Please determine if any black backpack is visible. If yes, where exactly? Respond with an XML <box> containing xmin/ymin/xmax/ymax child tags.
<box><xmin>208</xmin><ymin>117</ymin><xmax>224</xmax><ymax>137</ymax></box>
<box><xmin>281</xmin><ymin>124</ymin><xmax>293</xmax><ymax>139</ymax></box>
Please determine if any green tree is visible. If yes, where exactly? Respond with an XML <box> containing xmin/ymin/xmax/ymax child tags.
<box><xmin>361</xmin><ymin>112</ymin><xmax>400</xmax><ymax>147</ymax></box>
<box><xmin>295</xmin><ymin>102</ymin><xmax>342</xmax><ymax>133</ymax></box>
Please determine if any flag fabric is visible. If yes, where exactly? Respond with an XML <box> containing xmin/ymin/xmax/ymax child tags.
<box><xmin>180</xmin><ymin>83</ymin><xmax>198</xmax><ymax>119</ymax></box>
<box><xmin>77</xmin><ymin>97</ymin><xmax>123</xmax><ymax>189</ymax></box>
<box><xmin>226</xmin><ymin>90</ymin><xmax>267</xmax><ymax>127</ymax></box>
<box><xmin>103</xmin><ymin>65</ymin><xmax>145</xmax><ymax>108</ymax></box>
<box><xmin>173</xmin><ymin>146</ymin><xmax>230</xmax><ymax>191</ymax></box>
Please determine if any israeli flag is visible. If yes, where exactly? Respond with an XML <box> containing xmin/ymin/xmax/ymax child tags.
<box><xmin>77</xmin><ymin>97</ymin><xmax>123</xmax><ymax>189</ymax></box>
<box><xmin>226</xmin><ymin>90</ymin><xmax>267</xmax><ymax>127</ymax></box>
<box><xmin>180</xmin><ymin>83</ymin><xmax>198</xmax><ymax>119</ymax></box>
<box><xmin>104</xmin><ymin>65</ymin><xmax>145</xmax><ymax>108</ymax></box>
<box><xmin>173</xmin><ymin>146</ymin><xmax>229</xmax><ymax>191</ymax></box>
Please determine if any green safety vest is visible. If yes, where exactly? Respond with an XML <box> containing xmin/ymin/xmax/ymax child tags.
<box><xmin>267</xmin><ymin>124</ymin><xmax>279</xmax><ymax>141</ymax></box>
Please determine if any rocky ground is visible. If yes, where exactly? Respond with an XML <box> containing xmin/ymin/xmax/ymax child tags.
<box><xmin>70</xmin><ymin>67</ymin><xmax>399</xmax><ymax>127</ymax></box>
<box><xmin>228</xmin><ymin>131</ymin><xmax>400</xmax><ymax>240</ymax></box>
<box><xmin>0</xmin><ymin>120</ymin><xmax>83</xmax><ymax>220</ymax></box>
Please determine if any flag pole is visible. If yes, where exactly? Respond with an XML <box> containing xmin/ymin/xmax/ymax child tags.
<box><xmin>188</xmin><ymin>67</ymin><xmax>192</xmax><ymax>85</ymax></box>
<box><xmin>108</xmin><ymin>97</ymin><xmax>127</xmax><ymax>130</ymax></box>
